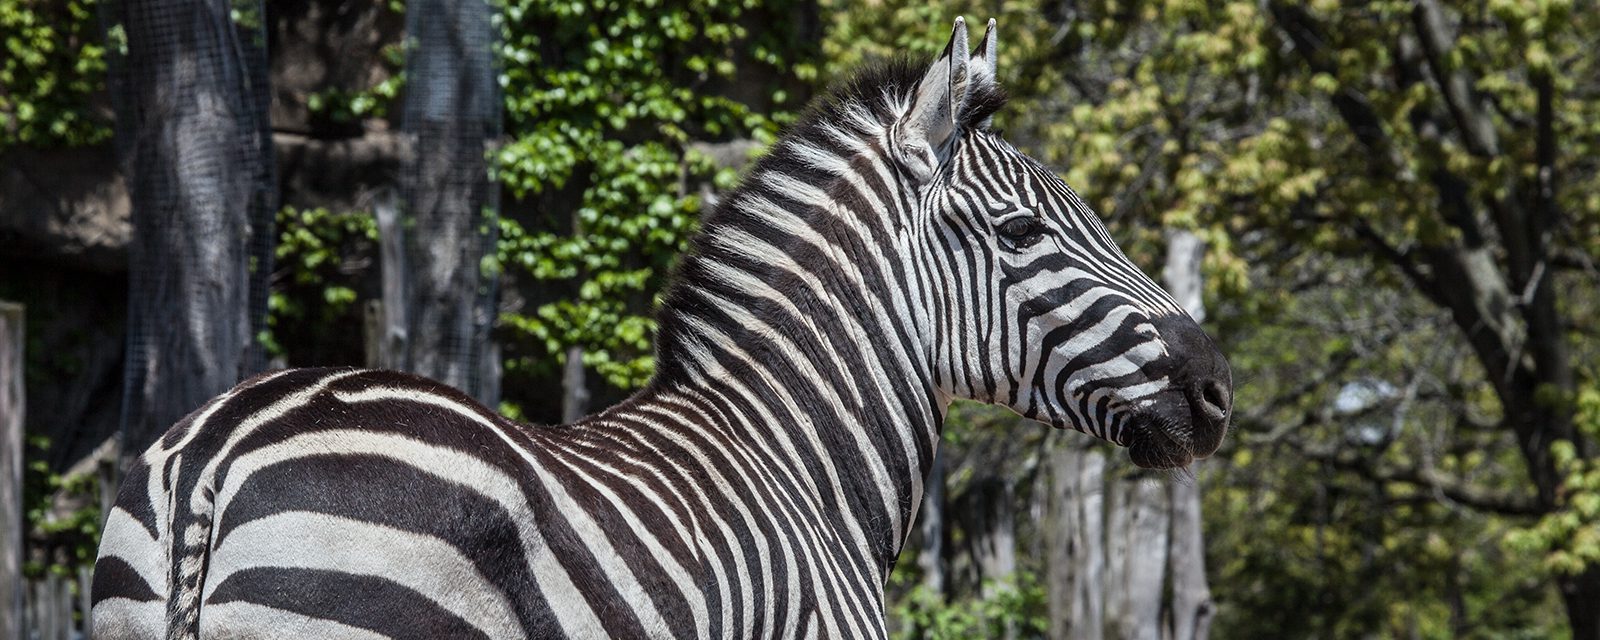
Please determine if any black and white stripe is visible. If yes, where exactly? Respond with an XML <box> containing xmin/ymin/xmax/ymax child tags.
<box><xmin>93</xmin><ymin>18</ymin><xmax>1231</xmax><ymax>639</ymax></box>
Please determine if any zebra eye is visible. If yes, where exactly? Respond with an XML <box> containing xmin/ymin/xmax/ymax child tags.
<box><xmin>996</xmin><ymin>216</ymin><xmax>1046</xmax><ymax>249</ymax></box>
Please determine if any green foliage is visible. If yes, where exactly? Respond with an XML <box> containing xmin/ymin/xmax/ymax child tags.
<box><xmin>0</xmin><ymin>0</ymin><xmax>109</xmax><ymax>147</ymax></box>
<box><xmin>1052</xmin><ymin>0</ymin><xmax>1600</xmax><ymax>634</ymax></box>
<box><xmin>22</xmin><ymin>436</ymin><xmax>101</xmax><ymax>576</ymax></box>
<box><xmin>304</xmin><ymin>13</ymin><xmax>406</xmax><ymax>125</ymax></box>
<box><xmin>6</xmin><ymin>0</ymin><xmax>1599</xmax><ymax>634</ymax></box>
<box><xmin>496</xmin><ymin>144</ymin><xmax>714</xmax><ymax>389</ymax></box>
<box><xmin>1507</xmin><ymin>381</ymin><xmax>1600</xmax><ymax>576</ymax></box>
<box><xmin>264</xmin><ymin>206</ymin><xmax>378</xmax><ymax>359</ymax></box>
<box><xmin>889</xmin><ymin>573</ymin><xmax>1048</xmax><ymax>640</ymax></box>
<box><xmin>306</xmin><ymin>68</ymin><xmax>404</xmax><ymax>124</ymax></box>
<box><xmin>494</xmin><ymin>0</ymin><xmax>816</xmax><ymax>391</ymax></box>
<box><xmin>1210</xmin><ymin>440</ymin><xmax>1561</xmax><ymax>638</ymax></box>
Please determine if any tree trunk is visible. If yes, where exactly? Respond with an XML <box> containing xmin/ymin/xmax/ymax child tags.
<box><xmin>1079</xmin><ymin>448</ymin><xmax>1108</xmax><ymax>640</ymax></box>
<box><xmin>1167</xmin><ymin>477</ymin><xmax>1213</xmax><ymax>640</ymax></box>
<box><xmin>397</xmin><ymin>0</ymin><xmax>501</xmax><ymax>404</ymax></box>
<box><xmin>561</xmin><ymin>345</ymin><xmax>590</xmax><ymax>424</ymax></box>
<box><xmin>1103</xmin><ymin>475</ymin><xmax>1172</xmax><ymax>640</ymax></box>
<box><xmin>971</xmin><ymin>476</ymin><xmax>1018</xmax><ymax>587</ymax></box>
<box><xmin>918</xmin><ymin>449</ymin><xmax>947</xmax><ymax>596</ymax></box>
<box><xmin>1046</xmin><ymin>444</ymin><xmax>1078</xmax><ymax>640</ymax></box>
<box><xmin>373</xmin><ymin>188</ymin><xmax>408</xmax><ymax>371</ymax></box>
<box><xmin>1561</xmin><ymin>567</ymin><xmax>1600</xmax><ymax>640</ymax></box>
<box><xmin>107</xmin><ymin>0</ymin><xmax>276</xmax><ymax>462</ymax></box>
<box><xmin>1048</xmin><ymin>231</ymin><xmax>1214</xmax><ymax>640</ymax></box>
<box><xmin>1126</xmin><ymin>480</ymin><xmax>1177</xmax><ymax>640</ymax></box>
<box><xmin>966</xmin><ymin>474</ymin><xmax>1018</xmax><ymax>639</ymax></box>
<box><xmin>1163</xmin><ymin>230</ymin><xmax>1213</xmax><ymax>640</ymax></box>
<box><xmin>1103</xmin><ymin>473</ymin><xmax>1132</xmax><ymax>629</ymax></box>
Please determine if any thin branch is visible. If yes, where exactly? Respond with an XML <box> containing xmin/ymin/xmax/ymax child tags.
<box><xmin>1345</xmin><ymin>217</ymin><xmax>1445</xmax><ymax>307</ymax></box>
<box><xmin>1411</xmin><ymin>0</ymin><xmax>1501</xmax><ymax>156</ymax></box>
<box><xmin>1232</xmin><ymin>350</ymin><xmax>1358</xmax><ymax>441</ymax></box>
<box><xmin>1382</xmin><ymin>465</ymin><xmax>1543</xmax><ymax>517</ymax></box>
<box><xmin>1295</xmin><ymin>439</ymin><xmax>1544</xmax><ymax>517</ymax></box>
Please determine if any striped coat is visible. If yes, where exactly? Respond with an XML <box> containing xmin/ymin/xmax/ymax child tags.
<box><xmin>93</xmin><ymin>18</ymin><xmax>1231</xmax><ymax>639</ymax></box>
<box><xmin>97</xmin><ymin>367</ymin><xmax>915</xmax><ymax>638</ymax></box>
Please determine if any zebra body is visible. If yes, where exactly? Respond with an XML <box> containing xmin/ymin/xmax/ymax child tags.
<box><xmin>94</xmin><ymin>19</ymin><xmax>1232</xmax><ymax>639</ymax></box>
<box><xmin>94</xmin><ymin>368</ymin><xmax>907</xmax><ymax>638</ymax></box>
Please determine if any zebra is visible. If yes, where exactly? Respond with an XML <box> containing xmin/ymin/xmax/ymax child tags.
<box><xmin>92</xmin><ymin>17</ymin><xmax>1231</xmax><ymax>640</ymax></box>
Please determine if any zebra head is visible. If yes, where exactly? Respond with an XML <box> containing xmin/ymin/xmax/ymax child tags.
<box><xmin>901</xmin><ymin>19</ymin><xmax>1232</xmax><ymax>468</ymax></box>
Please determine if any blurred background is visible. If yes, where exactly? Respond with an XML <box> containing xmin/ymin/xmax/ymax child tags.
<box><xmin>1</xmin><ymin>0</ymin><xmax>1597</xmax><ymax>638</ymax></box>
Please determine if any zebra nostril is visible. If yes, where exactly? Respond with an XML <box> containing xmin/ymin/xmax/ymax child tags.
<box><xmin>1198</xmin><ymin>380</ymin><xmax>1229</xmax><ymax>422</ymax></box>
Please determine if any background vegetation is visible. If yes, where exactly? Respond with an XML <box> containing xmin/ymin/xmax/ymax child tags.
<box><xmin>2</xmin><ymin>0</ymin><xmax>1597</xmax><ymax>637</ymax></box>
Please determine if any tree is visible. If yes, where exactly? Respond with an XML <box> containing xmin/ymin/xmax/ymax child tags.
<box><xmin>829</xmin><ymin>0</ymin><xmax>1600</xmax><ymax>636</ymax></box>
<box><xmin>393</xmin><ymin>0</ymin><xmax>501</xmax><ymax>404</ymax></box>
<box><xmin>1038</xmin><ymin>233</ymin><xmax>1214</xmax><ymax>640</ymax></box>
<box><xmin>5</xmin><ymin>0</ymin><xmax>1597</xmax><ymax>636</ymax></box>
<box><xmin>1261</xmin><ymin>3</ymin><xmax>1600</xmax><ymax>632</ymax></box>
<box><xmin>1021</xmin><ymin>0</ymin><xmax>1599</xmax><ymax>635</ymax></box>
<box><xmin>1164</xmin><ymin>231</ymin><xmax>1214</xmax><ymax>640</ymax></box>
<box><xmin>106</xmin><ymin>0</ymin><xmax>277</xmax><ymax>461</ymax></box>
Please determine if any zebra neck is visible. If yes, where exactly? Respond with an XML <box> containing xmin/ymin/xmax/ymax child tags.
<box><xmin>646</xmin><ymin>235</ymin><xmax>946</xmax><ymax>572</ymax></box>
<box><xmin>635</xmin><ymin>339</ymin><xmax>944</xmax><ymax>578</ymax></box>
<box><xmin>649</xmin><ymin>123</ymin><xmax>949</xmax><ymax>571</ymax></box>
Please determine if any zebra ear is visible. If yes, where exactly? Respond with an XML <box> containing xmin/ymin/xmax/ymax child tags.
<box><xmin>970</xmin><ymin>19</ymin><xmax>998</xmax><ymax>87</ymax></box>
<box><xmin>894</xmin><ymin>17</ymin><xmax>971</xmax><ymax>183</ymax></box>
<box><xmin>968</xmin><ymin>19</ymin><xmax>1000</xmax><ymax>129</ymax></box>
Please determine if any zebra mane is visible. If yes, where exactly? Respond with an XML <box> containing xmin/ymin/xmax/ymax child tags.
<box><xmin>704</xmin><ymin>54</ymin><xmax>1009</xmax><ymax>232</ymax></box>
<box><xmin>650</xmin><ymin>54</ymin><xmax>1007</xmax><ymax>383</ymax></box>
<box><xmin>797</xmin><ymin>55</ymin><xmax>1009</xmax><ymax>137</ymax></box>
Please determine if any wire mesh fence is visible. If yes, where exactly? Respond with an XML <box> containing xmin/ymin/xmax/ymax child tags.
<box><xmin>395</xmin><ymin>0</ymin><xmax>503</xmax><ymax>405</ymax></box>
<box><xmin>102</xmin><ymin>0</ymin><xmax>277</xmax><ymax>457</ymax></box>
<box><xmin>10</xmin><ymin>1</ymin><xmax>508</xmax><ymax>634</ymax></box>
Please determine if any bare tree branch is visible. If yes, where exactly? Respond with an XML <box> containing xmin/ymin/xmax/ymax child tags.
<box><xmin>1411</xmin><ymin>0</ymin><xmax>1501</xmax><ymax>157</ymax></box>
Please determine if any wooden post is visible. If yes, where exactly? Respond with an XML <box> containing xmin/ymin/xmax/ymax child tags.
<box><xmin>78</xmin><ymin>565</ymin><xmax>93</xmax><ymax>639</ymax></box>
<box><xmin>1076</xmin><ymin>447</ymin><xmax>1106</xmax><ymax>640</ymax></box>
<box><xmin>50</xmin><ymin>572</ymin><xmax>67</xmax><ymax>640</ymax></box>
<box><xmin>0</xmin><ymin>301</ymin><xmax>24</xmax><ymax>640</ymax></box>
<box><xmin>364</xmin><ymin>300</ymin><xmax>386</xmax><ymax>369</ymax></box>
<box><xmin>375</xmin><ymin>189</ymin><xmax>408</xmax><ymax>370</ymax></box>
<box><xmin>1102</xmin><ymin>480</ymin><xmax>1131</xmax><ymax>634</ymax></box>
<box><xmin>1120</xmin><ymin>481</ymin><xmax>1170</xmax><ymax>640</ymax></box>
<box><xmin>1046</xmin><ymin>443</ymin><xmax>1083</xmax><ymax>640</ymax></box>
<box><xmin>561</xmin><ymin>346</ymin><xmax>589</xmax><ymax>424</ymax></box>
<box><xmin>1046</xmin><ymin>228</ymin><xmax>1209</xmax><ymax>640</ymax></box>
